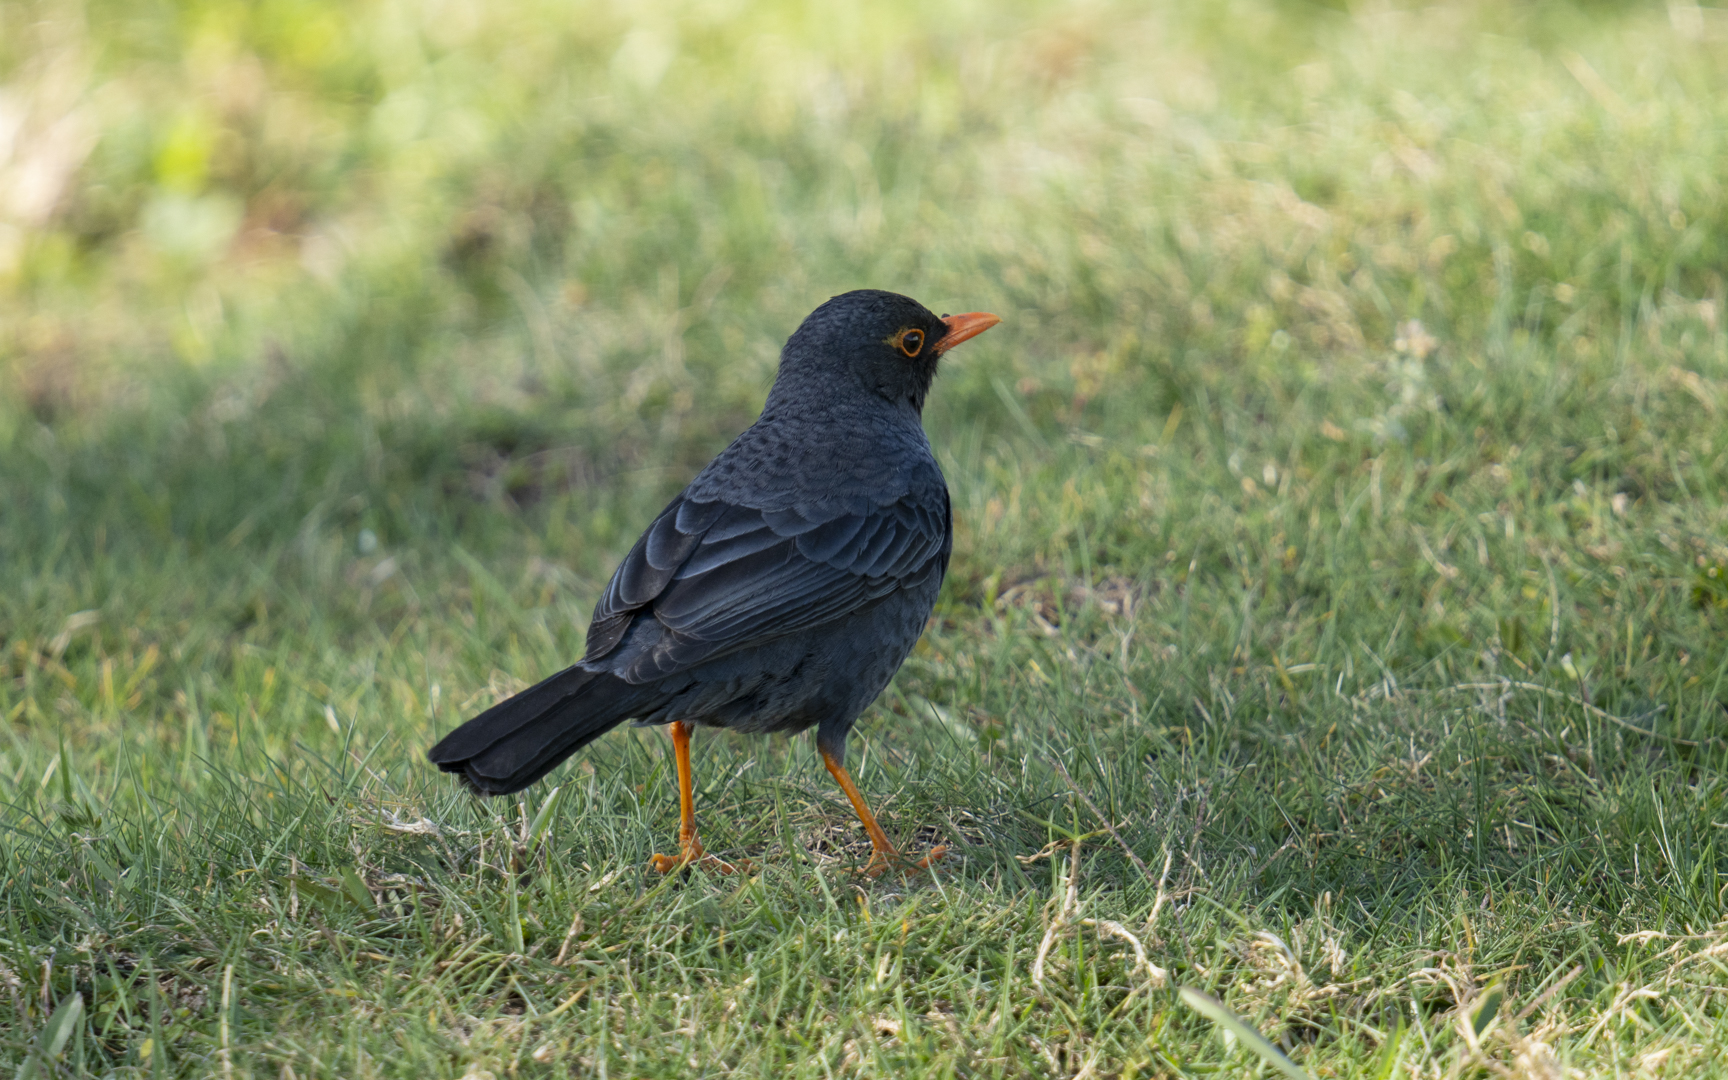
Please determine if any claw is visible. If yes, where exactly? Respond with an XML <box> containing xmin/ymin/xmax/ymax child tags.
<box><xmin>647</xmin><ymin>720</ymin><xmax>750</xmax><ymax>874</ymax></box>
<box><xmin>858</xmin><ymin>844</ymin><xmax>947</xmax><ymax>878</ymax></box>
<box><xmin>821</xmin><ymin>747</ymin><xmax>945</xmax><ymax>878</ymax></box>
<box><xmin>649</xmin><ymin>850</ymin><xmax>748</xmax><ymax>875</ymax></box>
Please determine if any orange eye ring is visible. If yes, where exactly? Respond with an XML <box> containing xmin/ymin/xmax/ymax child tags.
<box><xmin>896</xmin><ymin>328</ymin><xmax>925</xmax><ymax>358</ymax></box>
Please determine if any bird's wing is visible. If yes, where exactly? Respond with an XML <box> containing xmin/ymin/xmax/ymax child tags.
<box><xmin>583</xmin><ymin>490</ymin><xmax>951</xmax><ymax>683</ymax></box>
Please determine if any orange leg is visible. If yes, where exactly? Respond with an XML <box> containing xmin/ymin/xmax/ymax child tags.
<box><xmin>650</xmin><ymin>722</ymin><xmax>742</xmax><ymax>874</ymax></box>
<box><xmin>821</xmin><ymin>748</ymin><xmax>946</xmax><ymax>877</ymax></box>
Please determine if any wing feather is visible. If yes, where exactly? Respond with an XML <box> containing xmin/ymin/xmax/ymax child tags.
<box><xmin>583</xmin><ymin>488</ymin><xmax>950</xmax><ymax>681</ymax></box>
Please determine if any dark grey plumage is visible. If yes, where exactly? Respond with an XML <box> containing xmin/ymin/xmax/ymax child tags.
<box><xmin>428</xmin><ymin>290</ymin><xmax>974</xmax><ymax>798</ymax></box>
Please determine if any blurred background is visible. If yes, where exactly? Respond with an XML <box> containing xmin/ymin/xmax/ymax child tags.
<box><xmin>3</xmin><ymin>0</ymin><xmax>1726</xmax><ymax>763</ymax></box>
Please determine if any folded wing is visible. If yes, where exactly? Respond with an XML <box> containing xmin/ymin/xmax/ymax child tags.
<box><xmin>583</xmin><ymin>491</ymin><xmax>950</xmax><ymax>684</ymax></box>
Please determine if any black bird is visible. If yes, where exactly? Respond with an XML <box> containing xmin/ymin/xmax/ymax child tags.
<box><xmin>428</xmin><ymin>290</ymin><xmax>999</xmax><ymax>873</ymax></box>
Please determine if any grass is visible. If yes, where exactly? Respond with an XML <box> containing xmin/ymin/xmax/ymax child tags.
<box><xmin>3</xmin><ymin>0</ymin><xmax>1728</xmax><ymax>1075</ymax></box>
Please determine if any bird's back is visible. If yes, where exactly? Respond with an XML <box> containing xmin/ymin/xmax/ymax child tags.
<box><xmin>685</xmin><ymin>393</ymin><xmax>946</xmax><ymax>516</ymax></box>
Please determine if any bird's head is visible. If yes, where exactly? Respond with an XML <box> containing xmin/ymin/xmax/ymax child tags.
<box><xmin>774</xmin><ymin>289</ymin><xmax>1000</xmax><ymax>414</ymax></box>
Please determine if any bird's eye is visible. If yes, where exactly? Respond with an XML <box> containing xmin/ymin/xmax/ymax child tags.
<box><xmin>897</xmin><ymin>329</ymin><xmax>925</xmax><ymax>357</ymax></box>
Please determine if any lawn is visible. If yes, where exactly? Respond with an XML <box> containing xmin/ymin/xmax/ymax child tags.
<box><xmin>4</xmin><ymin>0</ymin><xmax>1728</xmax><ymax>1075</ymax></box>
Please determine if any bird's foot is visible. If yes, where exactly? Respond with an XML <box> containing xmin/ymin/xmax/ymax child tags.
<box><xmin>649</xmin><ymin>848</ymin><xmax>749</xmax><ymax>875</ymax></box>
<box><xmin>858</xmin><ymin>844</ymin><xmax>947</xmax><ymax>879</ymax></box>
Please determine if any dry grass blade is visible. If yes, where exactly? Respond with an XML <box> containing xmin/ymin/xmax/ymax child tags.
<box><xmin>1049</xmin><ymin>756</ymin><xmax>1155</xmax><ymax>881</ymax></box>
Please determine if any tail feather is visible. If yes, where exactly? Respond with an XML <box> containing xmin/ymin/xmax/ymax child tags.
<box><xmin>428</xmin><ymin>664</ymin><xmax>642</xmax><ymax>795</ymax></box>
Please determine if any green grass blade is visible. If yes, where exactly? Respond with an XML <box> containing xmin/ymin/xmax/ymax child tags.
<box><xmin>17</xmin><ymin>993</ymin><xmax>84</xmax><ymax>1080</ymax></box>
<box><xmin>1178</xmin><ymin>986</ymin><xmax>1313</xmax><ymax>1080</ymax></box>
<box><xmin>529</xmin><ymin>784</ymin><xmax>566</xmax><ymax>848</ymax></box>
<box><xmin>340</xmin><ymin>867</ymin><xmax>377</xmax><ymax>912</ymax></box>
<box><xmin>1373</xmin><ymin>1016</ymin><xmax>1406</xmax><ymax>1080</ymax></box>
<box><xmin>1470</xmin><ymin>984</ymin><xmax>1505</xmax><ymax>1039</ymax></box>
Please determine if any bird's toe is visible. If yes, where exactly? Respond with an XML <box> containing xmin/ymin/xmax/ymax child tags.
<box><xmin>649</xmin><ymin>851</ymin><xmax>750</xmax><ymax>875</ymax></box>
<box><xmin>858</xmin><ymin>845</ymin><xmax>946</xmax><ymax>878</ymax></box>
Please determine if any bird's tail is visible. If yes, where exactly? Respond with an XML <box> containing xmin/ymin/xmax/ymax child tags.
<box><xmin>427</xmin><ymin>665</ymin><xmax>643</xmax><ymax>795</ymax></box>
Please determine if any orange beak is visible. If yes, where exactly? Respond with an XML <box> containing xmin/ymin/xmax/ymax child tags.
<box><xmin>934</xmin><ymin>311</ymin><xmax>1001</xmax><ymax>355</ymax></box>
